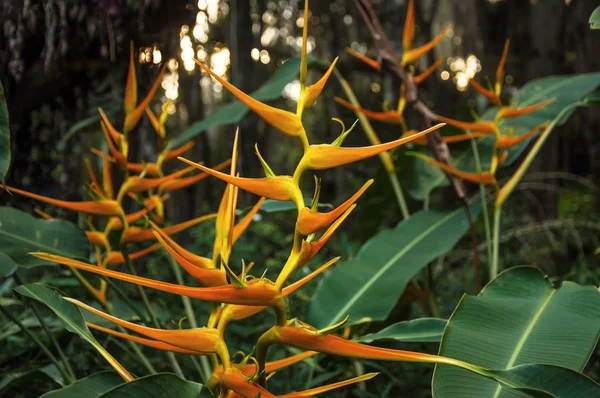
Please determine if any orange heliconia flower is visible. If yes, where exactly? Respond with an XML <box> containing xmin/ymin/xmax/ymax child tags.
<box><xmin>195</xmin><ymin>60</ymin><xmax>304</xmax><ymax>139</ymax></box>
<box><xmin>469</xmin><ymin>40</ymin><xmax>510</xmax><ymax>106</ymax></box>
<box><xmin>496</xmin><ymin>98</ymin><xmax>556</xmax><ymax>120</ymax></box>
<box><xmin>408</xmin><ymin>151</ymin><xmax>497</xmax><ymax>185</ymax></box>
<box><xmin>345</xmin><ymin>48</ymin><xmax>380</xmax><ymax>70</ymax></box>
<box><xmin>413</xmin><ymin>57</ymin><xmax>445</xmax><ymax>85</ymax></box>
<box><xmin>218</xmin><ymin>257</ymin><xmax>340</xmax><ymax>328</ymax></box>
<box><xmin>0</xmin><ymin>184</ymin><xmax>122</xmax><ymax>216</ymax></box>
<box><xmin>400</xmin><ymin>129</ymin><xmax>487</xmax><ymax>146</ymax></box>
<box><xmin>300</xmin><ymin>124</ymin><xmax>443</xmax><ymax>171</ymax></box>
<box><xmin>123</xmin><ymin>64</ymin><xmax>167</xmax><ymax>134</ymax></box>
<box><xmin>103</xmin><ymin>243</ymin><xmax>163</xmax><ymax>267</ymax></box>
<box><xmin>120</xmin><ymin>213</ymin><xmax>216</xmax><ymax>243</ymax></box>
<box><xmin>66</xmin><ymin>297</ymin><xmax>227</xmax><ymax>358</ymax></box>
<box><xmin>335</xmin><ymin>97</ymin><xmax>404</xmax><ymax>125</ymax></box>
<box><xmin>435</xmin><ymin>114</ymin><xmax>499</xmax><ymax>135</ymax></box>
<box><xmin>296</xmin><ymin>180</ymin><xmax>372</xmax><ymax>236</ymax></box>
<box><xmin>179</xmin><ymin>157</ymin><xmax>304</xmax><ymax>210</ymax></box>
<box><xmin>33</xmin><ymin>253</ymin><xmax>283</xmax><ymax>307</ymax></box>
<box><xmin>496</xmin><ymin>123</ymin><xmax>548</xmax><ymax>150</ymax></box>
<box><xmin>300</xmin><ymin>57</ymin><xmax>339</xmax><ymax>110</ymax></box>
<box><xmin>124</xmin><ymin>42</ymin><xmax>137</xmax><ymax>115</ymax></box>
<box><xmin>401</xmin><ymin>26</ymin><xmax>452</xmax><ymax>67</ymax></box>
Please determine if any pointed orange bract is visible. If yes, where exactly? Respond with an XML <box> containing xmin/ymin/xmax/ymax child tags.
<box><xmin>335</xmin><ymin>97</ymin><xmax>404</xmax><ymax>125</ymax></box>
<box><xmin>401</xmin><ymin>25</ymin><xmax>452</xmax><ymax>66</ymax></box>
<box><xmin>222</xmin><ymin>368</ymin><xmax>276</xmax><ymax>398</ymax></box>
<box><xmin>345</xmin><ymin>48</ymin><xmax>380</xmax><ymax>70</ymax></box>
<box><xmin>35</xmin><ymin>253</ymin><xmax>282</xmax><ymax>306</ymax></box>
<box><xmin>178</xmin><ymin>157</ymin><xmax>304</xmax><ymax>208</ymax></box>
<box><xmin>496</xmin><ymin>123</ymin><xmax>547</xmax><ymax>149</ymax></box>
<box><xmin>121</xmin><ymin>213</ymin><xmax>216</xmax><ymax>243</ymax></box>
<box><xmin>496</xmin><ymin>39</ymin><xmax>510</xmax><ymax>96</ymax></box>
<box><xmin>66</xmin><ymin>298</ymin><xmax>223</xmax><ymax>354</ymax></box>
<box><xmin>162</xmin><ymin>141</ymin><xmax>195</xmax><ymax>161</ymax></box>
<box><xmin>436</xmin><ymin>114</ymin><xmax>499</xmax><ymax>134</ymax></box>
<box><xmin>88</xmin><ymin>323</ymin><xmax>200</xmax><ymax>355</ymax></box>
<box><xmin>409</xmin><ymin>152</ymin><xmax>496</xmax><ymax>185</ymax></box>
<box><xmin>279</xmin><ymin>373</ymin><xmax>379</xmax><ymax>398</ymax></box>
<box><xmin>403</xmin><ymin>0</ymin><xmax>415</xmax><ymax>51</ymax></box>
<box><xmin>159</xmin><ymin>159</ymin><xmax>231</xmax><ymax>193</ymax></box>
<box><xmin>99</xmin><ymin>120</ymin><xmax>128</xmax><ymax>170</ymax></box>
<box><xmin>117</xmin><ymin>167</ymin><xmax>195</xmax><ymax>200</ymax></box>
<box><xmin>125</xmin><ymin>42</ymin><xmax>137</xmax><ymax>115</ymax></box>
<box><xmin>150</xmin><ymin>222</ymin><xmax>213</xmax><ymax>269</ymax></box>
<box><xmin>153</xmin><ymin>230</ymin><xmax>227</xmax><ymax>287</ymax></box>
<box><xmin>301</xmin><ymin>124</ymin><xmax>443</xmax><ymax>170</ymax></box>
<box><xmin>221</xmin><ymin>257</ymin><xmax>340</xmax><ymax>324</ymax></box>
<box><xmin>469</xmin><ymin>79</ymin><xmax>501</xmax><ymax>106</ymax></box>
<box><xmin>413</xmin><ymin>57</ymin><xmax>444</xmax><ymax>85</ymax></box>
<box><xmin>296</xmin><ymin>180</ymin><xmax>373</xmax><ymax>236</ymax></box>
<box><xmin>496</xmin><ymin>98</ymin><xmax>555</xmax><ymax>120</ymax></box>
<box><xmin>232</xmin><ymin>197</ymin><xmax>266</xmax><ymax>244</ymax></box>
<box><xmin>124</xmin><ymin>64</ymin><xmax>167</xmax><ymax>134</ymax></box>
<box><xmin>103</xmin><ymin>243</ymin><xmax>162</xmax><ymax>267</ymax></box>
<box><xmin>0</xmin><ymin>185</ymin><xmax>122</xmax><ymax>216</ymax></box>
<box><xmin>258</xmin><ymin>322</ymin><xmax>457</xmax><ymax>368</ymax></box>
<box><xmin>195</xmin><ymin>60</ymin><xmax>304</xmax><ymax>138</ymax></box>
<box><xmin>302</xmin><ymin>57</ymin><xmax>339</xmax><ymax>109</ymax></box>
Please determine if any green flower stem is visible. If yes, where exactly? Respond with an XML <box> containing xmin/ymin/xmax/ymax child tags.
<box><xmin>167</xmin><ymin>255</ymin><xmax>212</xmax><ymax>382</ymax></box>
<box><xmin>333</xmin><ymin>68</ymin><xmax>410</xmax><ymax>219</ymax></box>
<box><xmin>0</xmin><ymin>304</ymin><xmax>74</xmax><ymax>383</ymax></box>
<box><xmin>122</xmin><ymin>248</ymin><xmax>184</xmax><ymax>378</ymax></box>
<box><xmin>389</xmin><ymin>172</ymin><xmax>411</xmax><ymax>220</ymax></box>
<box><xmin>490</xmin><ymin>205</ymin><xmax>502</xmax><ymax>280</ymax></box>
<box><xmin>467</xmin><ymin>134</ymin><xmax>493</xmax><ymax>277</ymax></box>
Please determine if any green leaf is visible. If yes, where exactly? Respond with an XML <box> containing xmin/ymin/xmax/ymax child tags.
<box><xmin>308</xmin><ymin>203</ymin><xmax>481</xmax><ymax>328</ymax></box>
<box><xmin>590</xmin><ymin>6</ymin><xmax>600</xmax><ymax>29</ymax></box>
<box><xmin>41</xmin><ymin>371</ymin><xmax>124</xmax><ymax>397</ymax></box>
<box><xmin>0</xmin><ymin>207</ymin><xmax>90</xmax><ymax>268</ymax></box>
<box><xmin>356</xmin><ymin>318</ymin><xmax>447</xmax><ymax>343</ymax></box>
<box><xmin>432</xmin><ymin>266</ymin><xmax>600</xmax><ymax>398</ymax></box>
<box><xmin>13</xmin><ymin>283</ymin><xmax>129</xmax><ymax>380</ymax></box>
<box><xmin>171</xmin><ymin>57</ymin><xmax>315</xmax><ymax>148</ymax></box>
<box><xmin>0</xmin><ymin>81</ymin><xmax>10</xmax><ymax>181</ymax></box>
<box><xmin>483</xmin><ymin>73</ymin><xmax>600</xmax><ymax>166</ymax></box>
<box><xmin>0</xmin><ymin>251</ymin><xmax>18</xmax><ymax>277</ymax></box>
<box><xmin>99</xmin><ymin>374</ymin><xmax>213</xmax><ymax>397</ymax></box>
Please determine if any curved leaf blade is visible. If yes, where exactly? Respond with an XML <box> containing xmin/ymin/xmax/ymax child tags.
<box><xmin>99</xmin><ymin>374</ymin><xmax>212</xmax><ymax>397</ymax></box>
<box><xmin>41</xmin><ymin>371</ymin><xmax>124</xmax><ymax>398</ymax></box>
<box><xmin>308</xmin><ymin>203</ymin><xmax>481</xmax><ymax>328</ymax></box>
<box><xmin>432</xmin><ymin>266</ymin><xmax>600</xmax><ymax>398</ymax></box>
<box><xmin>0</xmin><ymin>207</ymin><xmax>90</xmax><ymax>268</ymax></box>
<box><xmin>357</xmin><ymin>318</ymin><xmax>447</xmax><ymax>343</ymax></box>
<box><xmin>0</xmin><ymin>252</ymin><xmax>18</xmax><ymax>278</ymax></box>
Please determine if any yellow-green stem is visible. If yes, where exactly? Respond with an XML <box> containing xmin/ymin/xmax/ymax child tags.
<box><xmin>467</xmin><ymin>135</ymin><xmax>493</xmax><ymax>268</ymax></box>
<box><xmin>490</xmin><ymin>205</ymin><xmax>502</xmax><ymax>280</ymax></box>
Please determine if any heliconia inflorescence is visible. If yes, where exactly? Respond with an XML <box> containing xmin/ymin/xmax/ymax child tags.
<box><xmin>8</xmin><ymin>1</ymin><xmax>557</xmax><ymax>396</ymax></box>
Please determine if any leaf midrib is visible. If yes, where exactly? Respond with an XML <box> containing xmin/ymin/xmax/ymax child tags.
<box><xmin>491</xmin><ymin>288</ymin><xmax>557</xmax><ymax>398</ymax></box>
<box><xmin>328</xmin><ymin>208</ymin><xmax>462</xmax><ymax>325</ymax></box>
<box><xmin>517</xmin><ymin>74</ymin><xmax>591</xmax><ymax>107</ymax></box>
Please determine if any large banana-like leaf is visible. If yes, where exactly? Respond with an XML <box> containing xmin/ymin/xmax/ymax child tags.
<box><xmin>0</xmin><ymin>81</ymin><xmax>9</xmax><ymax>182</ymax></box>
<box><xmin>41</xmin><ymin>371</ymin><xmax>124</xmax><ymax>398</ymax></box>
<box><xmin>432</xmin><ymin>266</ymin><xmax>600</xmax><ymax>398</ymax></box>
<box><xmin>98</xmin><ymin>374</ymin><xmax>212</xmax><ymax>397</ymax></box>
<box><xmin>0</xmin><ymin>207</ymin><xmax>89</xmax><ymax>268</ymax></box>
<box><xmin>308</xmin><ymin>203</ymin><xmax>481</xmax><ymax>328</ymax></box>
<box><xmin>171</xmin><ymin>56</ymin><xmax>315</xmax><ymax>148</ymax></box>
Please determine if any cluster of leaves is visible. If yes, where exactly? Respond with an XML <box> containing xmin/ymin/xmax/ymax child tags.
<box><xmin>0</xmin><ymin>1</ymin><xmax>599</xmax><ymax>397</ymax></box>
